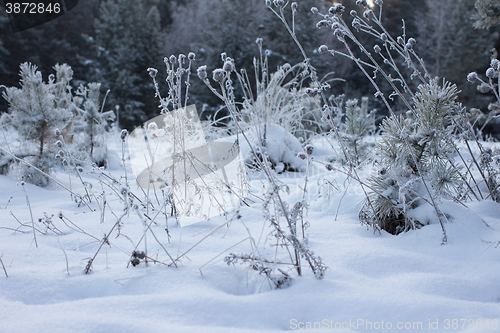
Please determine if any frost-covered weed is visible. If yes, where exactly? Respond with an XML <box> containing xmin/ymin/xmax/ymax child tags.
<box><xmin>198</xmin><ymin>49</ymin><xmax>327</xmax><ymax>281</ymax></box>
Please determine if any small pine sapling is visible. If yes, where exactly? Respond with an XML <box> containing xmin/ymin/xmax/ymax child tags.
<box><xmin>1</xmin><ymin>63</ymin><xmax>72</xmax><ymax>186</ymax></box>
<box><xmin>340</xmin><ymin>97</ymin><xmax>374</xmax><ymax>166</ymax></box>
<box><xmin>365</xmin><ymin>80</ymin><xmax>463</xmax><ymax>234</ymax></box>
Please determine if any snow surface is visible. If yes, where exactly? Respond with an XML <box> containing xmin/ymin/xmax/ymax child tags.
<box><xmin>1</xmin><ymin>133</ymin><xmax>500</xmax><ymax>333</ymax></box>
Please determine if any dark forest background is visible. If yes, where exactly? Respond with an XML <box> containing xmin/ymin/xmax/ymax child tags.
<box><xmin>1</xmin><ymin>0</ymin><xmax>499</xmax><ymax>133</ymax></box>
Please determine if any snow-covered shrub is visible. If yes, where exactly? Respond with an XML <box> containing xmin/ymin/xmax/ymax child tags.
<box><xmin>1</xmin><ymin>62</ymin><xmax>72</xmax><ymax>185</ymax></box>
<box><xmin>365</xmin><ymin>80</ymin><xmax>464</xmax><ymax>234</ymax></box>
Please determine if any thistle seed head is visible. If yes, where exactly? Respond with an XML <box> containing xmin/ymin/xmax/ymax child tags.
<box><xmin>213</xmin><ymin>68</ymin><xmax>226</xmax><ymax>83</ymax></box>
<box><xmin>467</xmin><ymin>72</ymin><xmax>479</xmax><ymax>83</ymax></box>
<box><xmin>486</xmin><ymin>67</ymin><xmax>495</xmax><ymax>78</ymax></box>
<box><xmin>223</xmin><ymin>60</ymin><xmax>234</xmax><ymax>73</ymax></box>
<box><xmin>491</xmin><ymin>59</ymin><xmax>500</xmax><ymax>71</ymax></box>
<box><xmin>197</xmin><ymin>65</ymin><xmax>208</xmax><ymax>81</ymax></box>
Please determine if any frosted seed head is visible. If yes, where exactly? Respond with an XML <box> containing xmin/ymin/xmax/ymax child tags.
<box><xmin>381</xmin><ymin>33</ymin><xmax>388</xmax><ymax>42</ymax></box>
<box><xmin>265</xmin><ymin>0</ymin><xmax>271</xmax><ymax>6</ymax></box>
<box><xmin>486</xmin><ymin>67</ymin><xmax>495</xmax><ymax>78</ymax></box>
<box><xmin>374</xmin><ymin>45</ymin><xmax>382</xmax><ymax>53</ymax></box>
<box><xmin>467</xmin><ymin>72</ymin><xmax>479</xmax><ymax>83</ymax></box>
<box><xmin>55</xmin><ymin>129</ymin><xmax>61</xmax><ymax>137</ymax></box>
<box><xmin>188</xmin><ymin>52</ymin><xmax>196</xmax><ymax>61</ymax></box>
<box><xmin>291</xmin><ymin>2</ymin><xmax>298</xmax><ymax>11</ymax></box>
<box><xmin>223</xmin><ymin>60</ymin><xmax>234</xmax><ymax>73</ymax></box>
<box><xmin>120</xmin><ymin>129</ymin><xmax>128</xmax><ymax>141</ymax></box>
<box><xmin>408</xmin><ymin>37</ymin><xmax>416</xmax><ymax>46</ymax></box>
<box><xmin>318</xmin><ymin>45</ymin><xmax>329</xmax><ymax>54</ymax></box>
<box><xmin>329</xmin><ymin>4</ymin><xmax>345</xmax><ymax>15</ymax></box>
<box><xmin>397</xmin><ymin>36</ymin><xmax>404</xmax><ymax>45</ymax></box>
<box><xmin>491</xmin><ymin>59</ymin><xmax>500</xmax><ymax>71</ymax></box>
<box><xmin>297</xmin><ymin>152</ymin><xmax>307</xmax><ymax>160</ymax></box>
<box><xmin>197</xmin><ymin>65</ymin><xmax>208</xmax><ymax>81</ymax></box>
<box><xmin>350</xmin><ymin>10</ymin><xmax>357</xmax><ymax>17</ymax></box>
<box><xmin>62</xmin><ymin>159</ymin><xmax>69</xmax><ymax>166</ymax></box>
<box><xmin>169</xmin><ymin>55</ymin><xmax>176</xmax><ymax>64</ymax></box>
<box><xmin>317</xmin><ymin>20</ymin><xmax>331</xmax><ymax>29</ymax></box>
<box><xmin>305</xmin><ymin>144</ymin><xmax>314</xmax><ymax>155</ymax></box>
<box><xmin>147</xmin><ymin>68</ymin><xmax>158</xmax><ymax>78</ymax></box>
<box><xmin>212</xmin><ymin>68</ymin><xmax>226</xmax><ymax>83</ymax></box>
<box><xmin>405</xmin><ymin>42</ymin><xmax>413</xmax><ymax>50</ymax></box>
<box><xmin>311</xmin><ymin>7</ymin><xmax>319</xmax><ymax>14</ymax></box>
<box><xmin>178</xmin><ymin>54</ymin><xmax>186</xmax><ymax>64</ymax></box>
<box><xmin>325</xmin><ymin>164</ymin><xmax>333</xmax><ymax>171</ymax></box>
<box><xmin>356</xmin><ymin>0</ymin><xmax>368</xmax><ymax>7</ymax></box>
<box><xmin>375</xmin><ymin>0</ymin><xmax>383</xmax><ymax>6</ymax></box>
<box><xmin>255</xmin><ymin>38</ymin><xmax>263</xmax><ymax>47</ymax></box>
<box><xmin>363</xmin><ymin>10</ymin><xmax>374</xmax><ymax>19</ymax></box>
<box><xmin>334</xmin><ymin>28</ymin><xmax>345</xmax><ymax>41</ymax></box>
<box><xmin>305</xmin><ymin>87</ymin><xmax>319</xmax><ymax>97</ymax></box>
<box><xmin>274</xmin><ymin>0</ymin><xmax>285</xmax><ymax>7</ymax></box>
<box><xmin>221</xmin><ymin>52</ymin><xmax>227</xmax><ymax>62</ymax></box>
<box><xmin>56</xmin><ymin>140</ymin><xmax>63</xmax><ymax>148</ymax></box>
<box><xmin>352</xmin><ymin>18</ymin><xmax>361</xmax><ymax>30</ymax></box>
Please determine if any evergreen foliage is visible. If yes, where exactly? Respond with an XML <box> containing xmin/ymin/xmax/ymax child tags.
<box><xmin>1</xmin><ymin>63</ymin><xmax>72</xmax><ymax>185</ymax></box>
<box><xmin>473</xmin><ymin>0</ymin><xmax>500</xmax><ymax>29</ymax></box>
<box><xmin>366</xmin><ymin>80</ymin><xmax>463</xmax><ymax>234</ymax></box>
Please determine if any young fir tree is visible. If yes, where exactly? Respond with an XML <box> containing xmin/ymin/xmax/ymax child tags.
<box><xmin>72</xmin><ymin>83</ymin><xmax>115</xmax><ymax>167</ymax></box>
<box><xmin>340</xmin><ymin>97</ymin><xmax>374</xmax><ymax>166</ymax></box>
<box><xmin>366</xmin><ymin>80</ymin><xmax>463</xmax><ymax>234</ymax></box>
<box><xmin>1</xmin><ymin>63</ymin><xmax>72</xmax><ymax>185</ymax></box>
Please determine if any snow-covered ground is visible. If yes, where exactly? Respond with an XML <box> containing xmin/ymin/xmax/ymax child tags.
<box><xmin>1</xmin><ymin>133</ymin><xmax>500</xmax><ymax>333</ymax></box>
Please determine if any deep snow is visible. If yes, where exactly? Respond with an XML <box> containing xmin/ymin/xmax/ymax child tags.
<box><xmin>1</xmin><ymin>133</ymin><xmax>500</xmax><ymax>333</ymax></box>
